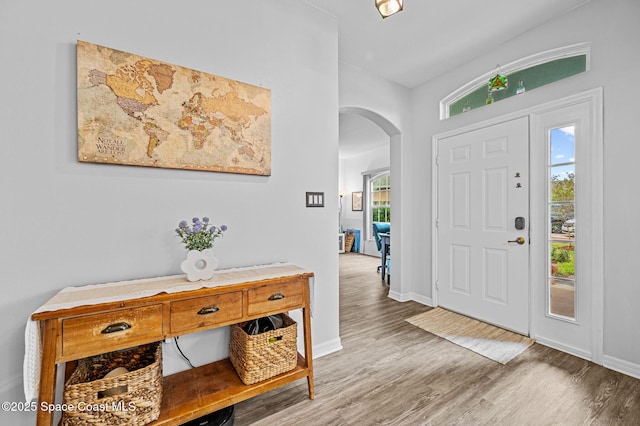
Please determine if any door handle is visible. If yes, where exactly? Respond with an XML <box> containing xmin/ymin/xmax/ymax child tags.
<box><xmin>507</xmin><ymin>237</ymin><xmax>526</xmax><ymax>245</ymax></box>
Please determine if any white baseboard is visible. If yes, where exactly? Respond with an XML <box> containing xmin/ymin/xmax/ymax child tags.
<box><xmin>388</xmin><ymin>290</ymin><xmax>432</xmax><ymax>307</ymax></box>
<box><xmin>533</xmin><ymin>336</ymin><xmax>593</xmax><ymax>362</ymax></box>
<box><xmin>535</xmin><ymin>337</ymin><xmax>640</xmax><ymax>380</ymax></box>
<box><xmin>312</xmin><ymin>337</ymin><xmax>343</xmax><ymax>359</ymax></box>
<box><xmin>409</xmin><ymin>293</ymin><xmax>433</xmax><ymax>306</ymax></box>
<box><xmin>604</xmin><ymin>354</ymin><xmax>640</xmax><ymax>380</ymax></box>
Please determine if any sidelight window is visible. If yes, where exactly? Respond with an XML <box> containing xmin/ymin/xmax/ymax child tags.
<box><xmin>548</xmin><ymin>126</ymin><xmax>576</xmax><ymax>320</ymax></box>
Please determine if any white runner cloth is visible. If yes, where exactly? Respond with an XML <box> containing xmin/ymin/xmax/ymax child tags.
<box><xmin>24</xmin><ymin>263</ymin><xmax>313</xmax><ymax>402</ymax></box>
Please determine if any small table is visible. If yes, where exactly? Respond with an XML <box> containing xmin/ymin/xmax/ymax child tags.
<box><xmin>29</xmin><ymin>263</ymin><xmax>315</xmax><ymax>426</ymax></box>
<box><xmin>379</xmin><ymin>232</ymin><xmax>390</xmax><ymax>280</ymax></box>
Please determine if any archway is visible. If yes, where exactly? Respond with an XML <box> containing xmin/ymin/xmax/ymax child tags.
<box><xmin>338</xmin><ymin>106</ymin><xmax>405</xmax><ymax>296</ymax></box>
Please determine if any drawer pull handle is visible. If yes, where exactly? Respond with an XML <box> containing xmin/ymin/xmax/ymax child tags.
<box><xmin>268</xmin><ymin>293</ymin><xmax>285</xmax><ymax>301</ymax></box>
<box><xmin>197</xmin><ymin>306</ymin><xmax>220</xmax><ymax>315</ymax></box>
<box><xmin>101</xmin><ymin>322</ymin><xmax>131</xmax><ymax>334</ymax></box>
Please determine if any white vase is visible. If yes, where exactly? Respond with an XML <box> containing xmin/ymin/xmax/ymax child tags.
<box><xmin>181</xmin><ymin>249</ymin><xmax>219</xmax><ymax>281</ymax></box>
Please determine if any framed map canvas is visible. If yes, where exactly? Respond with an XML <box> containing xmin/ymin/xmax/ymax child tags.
<box><xmin>77</xmin><ymin>40</ymin><xmax>271</xmax><ymax>175</ymax></box>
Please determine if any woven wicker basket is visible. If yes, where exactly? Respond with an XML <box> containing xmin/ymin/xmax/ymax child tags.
<box><xmin>62</xmin><ymin>342</ymin><xmax>162</xmax><ymax>426</ymax></box>
<box><xmin>229</xmin><ymin>313</ymin><xmax>297</xmax><ymax>385</ymax></box>
<box><xmin>345</xmin><ymin>233</ymin><xmax>355</xmax><ymax>252</ymax></box>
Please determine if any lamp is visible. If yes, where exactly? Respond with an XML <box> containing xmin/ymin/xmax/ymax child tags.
<box><xmin>375</xmin><ymin>0</ymin><xmax>404</xmax><ymax>18</ymax></box>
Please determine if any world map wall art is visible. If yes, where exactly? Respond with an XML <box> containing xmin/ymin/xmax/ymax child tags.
<box><xmin>77</xmin><ymin>40</ymin><xmax>271</xmax><ymax>175</ymax></box>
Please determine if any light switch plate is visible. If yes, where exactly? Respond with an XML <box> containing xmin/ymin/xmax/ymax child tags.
<box><xmin>306</xmin><ymin>192</ymin><xmax>324</xmax><ymax>207</ymax></box>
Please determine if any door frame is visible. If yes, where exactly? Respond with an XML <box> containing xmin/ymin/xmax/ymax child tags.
<box><xmin>432</xmin><ymin>88</ymin><xmax>603</xmax><ymax>363</ymax></box>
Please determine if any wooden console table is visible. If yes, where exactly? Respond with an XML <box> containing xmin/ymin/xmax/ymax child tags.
<box><xmin>30</xmin><ymin>264</ymin><xmax>314</xmax><ymax>425</ymax></box>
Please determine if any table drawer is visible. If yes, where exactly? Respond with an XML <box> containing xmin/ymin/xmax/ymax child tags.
<box><xmin>170</xmin><ymin>291</ymin><xmax>243</xmax><ymax>334</ymax></box>
<box><xmin>247</xmin><ymin>280</ymin><xmax>305</xmax><ymax>316</ymax></box>
<box><xmin>62</xmin><ymin>305</ymin><xmax>163</xmax><ymax>359</ymax></box>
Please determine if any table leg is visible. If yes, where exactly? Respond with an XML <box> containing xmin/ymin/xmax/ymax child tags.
<box><xmin>302</xmin><ymin>303</ymin><xmax>315</xmax><ymax>400</ymax></box>
<box><xmin>36</xmin><ymin>319</ymin><xmax>58</xmax><ymax>426</ymax></box>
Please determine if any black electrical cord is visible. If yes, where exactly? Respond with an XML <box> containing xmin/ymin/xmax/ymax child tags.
<box><xmin>174</xmin><ymin>337</ymin><xmax>195</xmax><ymax>368</ymax></box>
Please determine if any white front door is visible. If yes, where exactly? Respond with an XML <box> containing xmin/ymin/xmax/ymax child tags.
<box><xmin>436</xmin><ymin>117</ymin><xmax>530</xmax><ymax>334</ymax></box>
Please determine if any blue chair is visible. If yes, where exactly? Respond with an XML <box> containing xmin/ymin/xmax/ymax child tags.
<box><xmin>372</xmin><ymin>222</ymin><xmax>390</xmax><ymax>277</ymax></box>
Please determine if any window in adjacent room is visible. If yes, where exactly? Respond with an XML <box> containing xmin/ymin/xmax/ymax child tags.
<box><xmin>366</xmin><ymin>171</ymin><xmax>390</xmax><ymax>239</ymax></box>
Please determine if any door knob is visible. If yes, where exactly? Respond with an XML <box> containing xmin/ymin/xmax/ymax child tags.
<box><xmin>507</xmin><ymin>237</ymin><xmax>526</xmax><ymax>245</ymax></box>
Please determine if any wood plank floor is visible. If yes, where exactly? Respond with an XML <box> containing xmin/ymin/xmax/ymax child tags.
<box><xmin>233</xmin><ymin>253</ymin><xmax>640</xmax><ymax>425</ymax></box>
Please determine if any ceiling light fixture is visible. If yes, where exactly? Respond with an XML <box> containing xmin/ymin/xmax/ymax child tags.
<box><xmin>375</xmin><ymin>0</ymin><xmax>404</xmax><ymax>19</ymax></box>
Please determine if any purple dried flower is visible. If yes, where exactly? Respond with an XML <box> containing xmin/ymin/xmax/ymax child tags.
<box><xmin>176</xmin><ymin>216</ymin><xmax>226</xmax><ymax>251</ymax></box>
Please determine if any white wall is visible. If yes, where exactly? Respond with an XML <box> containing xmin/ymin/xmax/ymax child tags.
<box><xmin>0</xmin><ymin>1</ymin><xmax>341</xmax><ymax>423</ymax></box>
<box><xmin>410</xmin><ymin>0</ymin><xmax>640</xmax><ymax>374</ymax></box>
